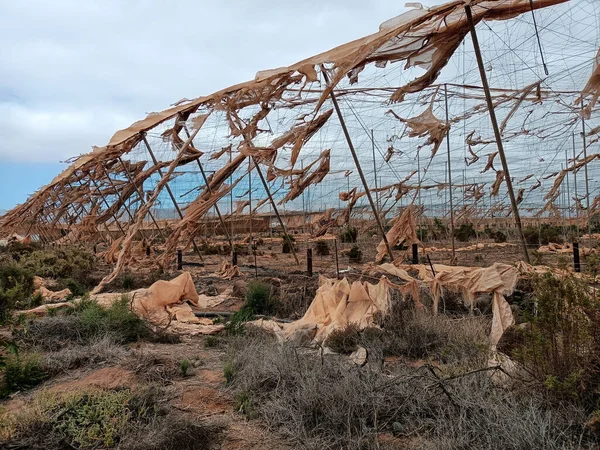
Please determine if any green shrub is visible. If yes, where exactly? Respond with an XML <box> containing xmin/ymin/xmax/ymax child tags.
<box><xmin>484</xmin><ymin>226</ymin><xmax>507</xmax><ymax>243</ymax></box>
<box><xmin>281</xmin><ymin>234</ymin><xmax>295</xmax><ymax>254</ymax></box>
<box><xmin>339</xmin><ymin>225</ymin><xmax>358</xmax><ymax>243</ymax></box>
<box><xmin>510</xmin><ymin>272</ymin><xmax>600</xmax><ymax>406</ymax></box>
<box><xmin>18</xmin><ymin>295</ymin><xmax>157</xmax><ymax>350</ymax></box>
<box><xmin>315</xmin><ymin>240</ymin><xmax>330</xmax><ymax>256</ymax></box>
<box><xmin>179</xmin><ymin>359</ymin><xmax>191</xmax><ymax>377</ymax></box>
<box><xmin>454</xmin><ymin>223</ymin><xmax>476</xmax><ymax>242</ymax></box>
<box><xmin>348</xmin><ymin>245</ymin><xmax>362</xmax><ymax>263</ymax></box>
<box><xmin>245</xmin><ymin>281</ymin><xmax>276</xmax><ymax>316</ymax></box>
<box><xmin>19</xmin><ymin>247</ymin><xmax>97</xmax><ymax>291</ymax></box>
<box><xmin>1</xmin><ymin>353</ymin><xmax>47</xmax><ymax>398</ymax></box>
<box><xmin>0</xmin><ymin>262</ymin><xmax>34</xmax><ymax>322</ymax></box>
<box><xmin>523</xmin><ymin>224</ymin><xmax>564</xmax><ymax>246</ymax></box>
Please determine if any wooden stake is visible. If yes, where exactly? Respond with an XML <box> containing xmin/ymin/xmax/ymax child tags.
<box><xmin>465</xmin><ymin>4</ymin><xmax>530</xmax><ymax>264</ymax></box>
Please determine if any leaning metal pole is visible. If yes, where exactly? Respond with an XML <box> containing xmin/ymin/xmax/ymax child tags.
<box><xmin>321</xmin><ymin>67</ymin><xmax>394</xmax><ymax>262</ymax></box>
<box><xmin>582</xmin><ymin>112</ymin><xmax>592</xmax><ymax>245</ymax></box>
<box><xmin>252</xmin><ymin>155</ymin><xmax>300</xmax><ymax>266</ymax></box>
<box><xmin>444</xmin><ymin>84</ymin><xmax>457</xmax><ymax>261</ymax></box>
<box><xmin>465</xmin><ymin>4</ymin><xmax>530</xmax><ymax>264</ymax></box>
<box><xmin>141</xmin><ymin>133</ymin><xmax>204</xmax><ymax>261</ymax></box>
<box><xmin>116</xmin><ymin>157</ymin><xmax>166</xmax><ymax>241</ymax></box>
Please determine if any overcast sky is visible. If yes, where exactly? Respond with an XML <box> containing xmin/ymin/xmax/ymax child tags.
<box><xmin>0</xmin><ymin>1</ymin><xmax>451</xmax><ymax>209</ymax></box>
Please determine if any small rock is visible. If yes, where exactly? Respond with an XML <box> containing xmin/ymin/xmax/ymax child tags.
<box><xmin>349</xmin><ymin>346</ymin><xmax>367</xmax><ymax>366</ymax></box>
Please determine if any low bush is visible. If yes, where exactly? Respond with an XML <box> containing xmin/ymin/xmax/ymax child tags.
<box><xmin>41</xmin><ymin>336</ymin><xmax>126</xmax><ymax>376</ymax></box>
<box><xmin>0</xmin><ymin>262</ymin><xmax>35</xmax><ymax>322</ymax></box>
<box><xmin>324</xmin><ymin>323</ymin><xmax>360</xmax><ymax>354</ymax></box>
<box><xmin>19</xmin><ymin>246</ymin><xmax>97</xmax><ymax>291</ymax></box>
<box><xmin>523</xmin><ymin>224</ymin><xmax>564</xmax><ymax>246</ymax></box>
<box><xmin>0</xmin><ymin>385</ymin><xmax>222</xmax><ymax>449</ymax></box>
<box><xmin>17</xmin><ymin>296</ymin><xmax>174</xmax><ymax>350</ymax></box>
<box><xmin>126</xmin><ymin>351</ymin><xmax>180</xmax><ymax>384</ymax></box>
<box><xmin>281</xmin><ymin>234</ymin><xmax>296</xmax><ymax>254</ymax></box>
<box><xmin>454</xmin><ymin>223</ymin><xmax>477</xmax><ymax>242</ymax></box>
<box><xmin>484</xmin><ymin>226</ymin><xmax>507</xmax><ymax>243</ymax></box>
<box><xmin>227</xmin><ymin>333</ymin><xmax>594</xmax><ymax>449</ymax></box>
<box><xmin>315</xmin><ymin>240</ymin><xmax>330</xmax><ymax>256</ymax></box>
<box><xmin>226</xmin><ymin>281</ymin><xmax>277</xmax><ymax>334</ymax></box>
<box><xmin>338</xmin><ymin>225</ymin><xmax>358</xmax><ymax>243</ymax></box>
<box><xmin>510</xmin><ymin>272</ymin><xmax>600</xmax><ymax>407</ymax></box>
<box><xmin>0</xmin><ymin>352</ymin><xmax>47</xmax><ymax>398</ymax></box>
<box><xmin>348</xmin><ymin>245</ymin><xmax>362</xmax><ymax>263</ymax></box>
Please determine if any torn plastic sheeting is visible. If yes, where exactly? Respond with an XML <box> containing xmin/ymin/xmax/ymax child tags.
<box><xmin>251</xmin><ymin>275</ymin><xmax>391</xmax><ymax>344</ymax></box>
<box><xmin>375</xmin><ymin>204</ymin><xmax>419</xmax><ymax>263</ymax></box>
<box><xmin>377</xmin><ymin>262</ymin><xmax>519</xmax><ymax>346</ymax></box>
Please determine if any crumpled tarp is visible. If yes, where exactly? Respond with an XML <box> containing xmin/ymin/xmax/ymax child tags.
<box><xmin>33</xmin><ymin>276</ymin><xmax>72</xmax><ymax>303</ymax></box>
<box><xmin>251</xmin><ymin>275</ymin><xmax>392</xmax><ymax>344</ymax></box>
<box><xmin>214</xmin><ymin>260</ymin><xmax>242</xmax><ymax>279</ymax></box>
<box><xmin>377</xmin><ymin>262</ymin><xmax>519</xmax><ymax>346</ymax></box>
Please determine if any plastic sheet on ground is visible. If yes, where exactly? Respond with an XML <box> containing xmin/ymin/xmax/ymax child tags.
<box><xmin>250</xmin><ymin>275</ymin><xmax>391</xmax><ymax>344</ymax></box>
<box><xmin>376</xmin><ymin>262</ymin><xmax>519</xmax><ymax>346</ymax></box>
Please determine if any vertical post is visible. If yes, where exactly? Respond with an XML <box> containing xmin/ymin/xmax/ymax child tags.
<box><xmin>565</xmin><ymin>143</ymin><xmax>571</xmax><ymax>224</ymax></box>
<box><xmin>229</xmin><ymin>146</ymin><xmax>234</xmax><ymax>244</ymax></box>
<box><xmin>582</xmin><ymin>113</ymin><xmax>592</xmax><ymax>243</ymax></box>
<box><xmin>444</xmin><ymin>84</ymin><xmax>457</xmax><ymax>261</ymax></box>
<box><xmin>334</xmin><ymin>238</ymin><xmax>340</xmax><ymax>279</ymax></box>
<box><xmin>573</xmin><ymin>133</ymin><xmax>579</xmax><ymax>222</ymax></box>
<box><xmin>307</xmin><ymin>248</ymin><xmax>313</xmax><ymax>277</ymax></box>
<box><xmin>412</xmin><ymin>243</ymin><xmax>419</xmax><ymax>265</ymax></box>
<box><xmin>371</xmin><ymin>129</ymin><xmax>379</xmax><ymax>215</ymax></box>
<box><xmin>465</xmin><ymin>4</ymin><xmax>530</xmax><ymax>264</ymax></box>
<box><xmin>141</xmin><ymin>134</ymin><xmax>204</xmax><ymax>261</ymax></box>
<box><xmin>321</xmin><ymin>68</ymin><xmax>394</xmax><ymax>262</ymax></box>
<box><xmin>573</xmin><ymin>241</ymin><xmax>581</xmax><ymax>273</ymax></box>
<box><xmin>232</xmin><ymin>250</ymin><xmax>238</xmax><ymax>267</ymax></box>
<box><xmin>146</xmin><ymin>245</ymin><xmax>150</xmax><ymax>256</ymax></box>
<box><xmin>177</xmin><ymin>249</ymin><xmax>183</xmax><ymax>270</ymax></box>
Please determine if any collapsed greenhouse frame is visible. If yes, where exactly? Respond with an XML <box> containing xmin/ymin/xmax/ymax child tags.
<box><xmin>2</xmin><ymin>0</ymin><xmax>599</xmax><ymax>292</ymax></box>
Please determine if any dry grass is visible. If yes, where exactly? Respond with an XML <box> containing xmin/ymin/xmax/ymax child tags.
<box><xmin>125</xmin><ymin>350</ymin><xmax>180</xmax><ymax>384</ymax></box>
<box><xmin>227</xmin><ymin>322</ymin><xmax>595</xmax><ymax>450</ymax></box>
<box><xmin>40</xmin><ymin>335</ymin><xmax>127</xmax><ymax>376</ymax></box>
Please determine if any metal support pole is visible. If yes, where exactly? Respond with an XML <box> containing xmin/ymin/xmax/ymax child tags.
<box><xmin>307</xmin><ymin>248</ymin><xmax>313</xmax><ymax>277</ymax></box>
<box><xmin>334</xmin><ymin>238</ymin><xmax>340</xmax><ymax>279</ymax></box>
<box><xmin>465</xmin><ymin>4</ymin><xmax>530</xmax><ymax>264</ymax></box>
<box><xmin>582</xmin><ymin>113</ymin><xmax>592</xmax><ymax>243</ymax></box>
<box><xmin>573</xmin><ymin>241</ymin><xmax>581</xmax><ymax>273</ymax></box>
<box><xmin>88</xmin><ymin>176</ymin><xmax>127</xmax><ymax>236</ymax></box>
<box><xmin>371</xmin><ymin>129</ymin><xmax>379</xmax><ymax>215</ymax></box>
<box><xmin>182</xmin><ymin>125</ymin><xmax>234</xmax><ymax>249</ymax></box>
<box><xmin>444</xmin><ymin>84</ymin><xmax>456</xmax><ymax>261</ymax></box>
<box><xmin>321</xmin><ymin>68</ymin><xmax>394</xmax><ymax>262</ymax></box>
<box><xmin>177</xmin><ymin>249</ymin><xmax>183</xmax><ymax>270</ymax></box>
<box><xmin>116</xmin><ymin>157</ymin><xmax>166</xmax><ymax>241</ymax></box>
<box><xmin>141</xmin><ymin>134</ymin><xmax>203</xmax><ymax>261</ymax></box>
<box><xmin>412</xmin><ymin>243</ymin><xmax>419</xmax><ymax>265</ymax></box>
<box><xmin>252</xmin><ymin>156</ymin><xmax>300</xmax><ymax>266</ymax></box>
<box><xmin>99</xmin><ymin>163</ymin><xmax>147</xmax><ymax>240</ymax></box>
